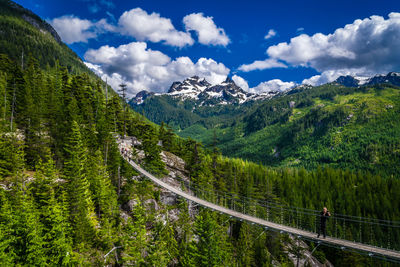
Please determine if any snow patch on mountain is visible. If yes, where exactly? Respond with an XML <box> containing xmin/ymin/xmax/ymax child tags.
<box><xmin>132</xmin><ymin>76</ymin><xmax>274</xmax><ymax>106</ymax></box>
<box><xmin>130</xmin><ymin>71</ymin><xmax>400</xmax><ymax>107</ymax></box>
<box><xmin>334</xmin><ymin>72</ymin><xmax>400</xmax><ymax>87</ymax></box>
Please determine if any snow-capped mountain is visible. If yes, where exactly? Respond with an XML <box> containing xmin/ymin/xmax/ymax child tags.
<box><xmin>167</xmin><ymin>76</ymin><xmax>211</xmax><ymax>100</ymax></box>
<box><xmin>131</xmin><ymin>72</ymin><xmax>400</xmax><ymax>107</ymax></box>
<box><xmin>197</xmin><ymin>77</ymin><xmax>254</xmax><ymax>105</ymax></box>
<box><xmin>334</xmin><ymin>72</ymin><xmax>400</xmax><ymax>87</ymax></box>
<box><xmin>131</xmin><ymin>76</ymin><xmax>281</xmax><ymax>106</ymax></box>
<box><xmin>131</xmin><ymin>90</ymin><xmax>154</xmax><ymax>105</ymax></box>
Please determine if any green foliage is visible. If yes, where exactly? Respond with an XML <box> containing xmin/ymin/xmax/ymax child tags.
<box><xmin>0</xmin><ymin>50</ymin><xmax>180</xmax><ymax>265</ymax></box>
<box><xmin>140</xmin><ymin>123</ymin><xmax>167</xmax><ymax>175</ymax></box>
<box><xmin>121</xmin><ymin>199</ymin><xmax>147</xmax><ymax>265</ymax></box>
<box><xmin>177</xmin><ymin>84</ymin><xmax>400</xmax><ymax>177</ymax></box>
<box><xmin>184</xmin><ymin>210</ymin><xmax>233</xmax><ymax>267</ymax></box>
<box><xmin>64</xmin><ymin>121</ymin><xmax>98</xmax><ymax>244</ymax></box>
<box><xmin>237</xmin><ymin>222</ymin><xmax>255</xmax><ymax>266</ymax></box>
<box><xmin>0</xmin><ymin>1</ymin><xmax>95</xmax><ymax>76</ymax></box>
<box><xmin>0</xmin><ymin>2</ymin><xmax>398</xmax><ymax>265</ymax></box>
<box><xmin>0</xmin><ymin>189</ymin><xmax>16</xmax><ymax>265</ymax></box>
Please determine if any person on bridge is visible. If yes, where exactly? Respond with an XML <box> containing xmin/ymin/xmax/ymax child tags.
<box><xmin>317</xmin><ymin>207</ymin><xmax>330</xmax><ymax>238</ymax></box>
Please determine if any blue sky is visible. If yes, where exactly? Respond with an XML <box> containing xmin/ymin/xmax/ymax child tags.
<box><xmin>15</xmin><ymin>0</ymin><xmax>400</xmax><ymax>96</ymax></box>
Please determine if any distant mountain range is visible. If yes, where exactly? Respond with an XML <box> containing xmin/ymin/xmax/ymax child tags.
<box><xmin>128</xmin><ymin>71</ymin><xmax>400</xmax><ymax>177</ymax></box>
<box><xmin>333</xmin><ymin>72</ymin><xmax>400</xmax><ymax>87</ymax></box>
<box><xmin>130</xmin><ymin>76</ymin><xmax>283</xmax><ymax>106</ymax></box>
<box><xmin>131</xmin><ymin>72</ymin><xmax>400</xmax><ymax>107</ymax></box>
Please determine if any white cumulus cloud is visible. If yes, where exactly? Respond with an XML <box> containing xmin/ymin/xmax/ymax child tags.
<box><xmin>264</xmin><ymin>29</ymin><xmax>276</xmax><ymax>40</ymax></box>
<box><xmin>250</xmin><ymin>79</ymin><xmax>296</xmax><ymax>94</ymax></box>
<box><xmin>232</xmin><ymin>75</ymin><xmax>249</xmax><ymax>90</ymax></box>
<box><xmin>118</xmin><ymin>8</ymin><xmax>193</xmax><ymax>47</ymax></box>
<box><xmin>301</xmin><ymin>68</ymin><xmax>373</xmax><ymax>86</ymax></box>
<box><xmin>267</xmin><ymin>12</ymin><xmax>400</xmax><ymax>79</ymax></box>
<box><xmin>84</xmin><ymin>42</ymin><xmax>230</xmax><ymax>96</ymax></box>
<box><xmin>183</xmin><ymin>13</ymin><xmax>230</xmax><ymax>46</ymax></box>
<box><xmin>238</xmin><ymin>58</ymin><xmax>287</xmax><ymax>72</ymax></box>
<box><xmin>51</xmin><ymin>8</ymin><xmax>232</xmax><ymax>48</ymax></box>
<box><xmin>49</xmin><ymin>15</ymin><xmax>115</xmax><ymax>44</ymax></box>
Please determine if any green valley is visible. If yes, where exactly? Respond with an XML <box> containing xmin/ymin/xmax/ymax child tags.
<box><xmin>168</xmin><ymin>83</ymin><xmax>400</xmax><ymax>177</ymax></box>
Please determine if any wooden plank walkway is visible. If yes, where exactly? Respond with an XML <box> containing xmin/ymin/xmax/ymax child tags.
<box><xmin>122</xmin><ymin>155</ymin><xmax>400</xmax><ymax>261</ymax></box>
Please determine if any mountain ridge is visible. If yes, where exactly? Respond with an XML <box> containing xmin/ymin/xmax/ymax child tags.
<box><xmin>132</xmin><ymin>71</ymin><xmax>400</xmax><ymax>109</ymax></box>
<box><xmin>130</xmin><ymin>75</ymin><xmax>283</xmax><ymax>106</ymax></box>
<box><xmin>333</xmin><ymin>72</ymin><xmax>400</xmax><ymax>87</ymax></box>
<box><xmin>0</xmin><ymin>0</ymin><xmax>94</xmax><ymax>75</ymax></box>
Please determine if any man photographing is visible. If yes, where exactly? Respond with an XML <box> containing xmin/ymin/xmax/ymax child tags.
<box><xmin>317</xmin><ymin>207</ymin><xmax>330</xmax><ymax>238</ymax></box>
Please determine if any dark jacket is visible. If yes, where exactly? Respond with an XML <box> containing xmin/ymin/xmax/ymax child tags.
<box><xmin>320</xmin><ymin>211</ymin><xmax>330</xmax><ymax>226</ymax></box>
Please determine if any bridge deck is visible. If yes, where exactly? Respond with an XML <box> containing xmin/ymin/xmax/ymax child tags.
<box><xmin>122</xmin><ymin>156</ymin><xmax>400</xmax><ymax>261</ymax></box>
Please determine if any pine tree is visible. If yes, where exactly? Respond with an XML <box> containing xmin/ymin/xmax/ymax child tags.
<box><xmin>31</xmin><ymin>157</ymin><xmax>73</xmax><ymax>266</ymax></box>
<box><xmin>147</xmin><ymin>220</ymin><xmax>178</xmax><ymax>266</ymax></box>
<box><xmin>13</xmin><ymin>190</ymin><xmax>47</xmax><ymax>265</ymax></box>
<box><xmin>190</xmin><ymin>210</ymin><xmax>233</xmax><ymax>266</ymax></box>
<box><xmin>22</xmin><ymin>56</ymin><xmax>48</xmax><ymax>167</ymax></box>
<box><xmin>237</xmin><ymin>222</ymin><xmax>255</xmax><ymax>266</ymax></box>
<box><xmin>121</xmin><ymin>199</ymin><xmax>147</xmax><ymax>265</ymax></box>
<box><xmin>63</xmin><ymin>121</ymin><xmax>98</xmax><ymax>244</ymax></box>
<box><xmin>0</xmin><ymin>190</ymin><xmax>16</xmax><ymax>265</ymax></box>
<box><xmin>118</xmin><ymin>83</ymin><xmax>128</xmax><ymax>137</ymax></box>
<box><xmin>0</xmin><ymin>130</ymin><xmax>25</xmax><ymax>177</ymax></box>
<box><xmin>159</xmin><ymin>122</ymin><xmax>175</xmax><ymax>152</ymax></box>
<box><xmin>86</xmin><ymin>150</ymin><xmax>119</xmax><ymax>247</ymax></box>
<box><xmin>140</xmin><ymin>123</ymin><xmax>166</xmax><ymax>175</ymax></box>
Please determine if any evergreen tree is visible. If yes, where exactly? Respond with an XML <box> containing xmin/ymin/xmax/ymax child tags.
<box><xmin>13</xmin><ymin>190</ymin><xmax>47</xmax><ymax>266</ymax></box>
<box><xmin>159</xmin><ymin>121</ymin><xmax>175</xmax><ymax>152</ymax></box>
<box><xmin>86</xmin><ymin>150</ymin><xmax>119</xmax><ymax>247</ymax></box>
<box><xmin>63</xmin><ymin>121</ymin><xmax>98</xmax><ymax>244</ymax></box>
<box><xmin>121</xmin><ymin>199</ymin><xmax>147</xmax><ymax>265</ymax></box>
<box><xmin>140</xmin><ymin>123</ymin><xmax>166</xmax><ymax>175</ymax></box>
<box><xmin>31</xmin><ymin>157</ymin><xmax>73</xmax><ymax>266</ymax></box>
<box><xmin>0</xmin><ymin>190</ymin><xmax>16</xmax><ymax>265</ymax></box>
<box><xmin>237</xmin><ymin>222</ymin><xmax>255</xmax><ymax>266</ymax></box>
<box><xmin>147</xmin><ymin>220</ymin><xmax>178</xmax><ymax>266</ymax></box>
<box><xmin>190</xmin><ymin>210</ymin><xmax>233</xmax><ymax>266</ymax></box>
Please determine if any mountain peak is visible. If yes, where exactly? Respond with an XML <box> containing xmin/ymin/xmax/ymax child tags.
<box><xmin>189</xmin><ymin>75</ymin><xmax>201</xmax><ymax>80</ymax></box>
<box><xmin>388</xmin><ymin>72</ymin><xmax>400</xmax><ymax>77</ymax></box>
<box><xmin>129</xmin><ymin>90</ymin><xmax>154</xmax><ymax>105</ymax></box>
<box><xmin>133</xmin><ymin>74</ymin><xmax>287</xmax><ymax>106</ymax></box>
<box><xmin>224</xmin><ymin>76</ymin><xmax>234</xmax><ymax>83</ymax></box>
<box><xmin>334</xmin><ymin>72</ymin><xmax>400</xmax><ymax>87</ymax></box>
<box><xmin>334</xmin><ymin>75</ymin><xmax>360</xmax><ymax>87</ymax></box>
<box><xmin>166</xmin><ymin>76</ymin><xmax>211</xmax><ymax>99</ymax></box>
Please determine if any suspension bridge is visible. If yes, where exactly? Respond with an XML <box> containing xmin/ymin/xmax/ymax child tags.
<box><xmin>118</xmin><ymin>141</ymin><xmax>400</xmax><ymax>263</ymax></box>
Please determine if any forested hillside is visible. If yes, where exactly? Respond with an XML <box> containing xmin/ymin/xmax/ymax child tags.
<box><xmin>1</xmin><ymin>52</ymin><xmax>398</xmax><ymax>265</ymax></box>
<box><xmin>1</xmin><ymin>1</ymin><xmax>399</xmax><ymax>266</ymax></box>
<box><xmin>179</xmin><ymin>83</ymin><xmax>400</xmax><ymax>177</ymax></box>
<box><xmin>0</xmin><ymin>0</ymin><xmax>100</xmax><ymax>78</ymax></box>
<box><xmin>131</xmin><ymin>93</ymin><xmax>255</xmax><ymax>130</ymax></box>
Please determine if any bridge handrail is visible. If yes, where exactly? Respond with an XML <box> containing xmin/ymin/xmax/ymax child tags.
<box><xmin>118</xmin><ymin>141</ymin><xmax>400</xmax><ymax>262</ymax></box>
<box><xmin>169</xmin><ymin>173</ymin><xmax>400</xmax><ymax>226</ymax></box>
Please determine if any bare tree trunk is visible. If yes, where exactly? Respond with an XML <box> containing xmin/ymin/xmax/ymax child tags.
<box><xmin>105</xmin><ymin>78</ymin><xmax>108</xmax><ymax>105</ymax></box>
<box><xmin>117</xmin><ymin>165</ymin><xmax>121</xmax><ymax>197</ymax></box>
<box><xmin>21</xmin><ymin>50</ymin><xmax>24</xmax><ymax>70</ymax></box>
<box><xmin>104</xmin><ymin>141</ymin><xmax>109</xmax><ymax>166</ymax></box>
<box><xmin>3</xmin><ymin>73</ymin><xmax>7</xmax><ymax>120</ymax></box>
<box><xmin>118</xmin><ymin>83</ymin><xmax>127</xmax><ymax>138</ymax></box>
<box><xmin>10</xmin><ymin>80</ymin><xmax>16</xmax><ymax>131</ymax></box>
